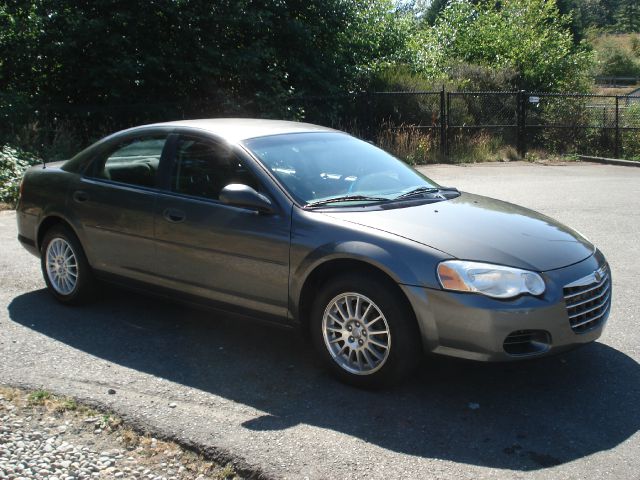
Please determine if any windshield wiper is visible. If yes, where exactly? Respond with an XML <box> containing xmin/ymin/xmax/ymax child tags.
<box><xmin>394</xmin><ymin>186</ymin><xmax>441</xmax><ymax>200</ymax></box>
<box><xmin>394</xmin><ymin>186</ymin><xmax>461</xmax><ymax>201</ymax></box>
<box><xmin>305</xmin><ymin>195</ymin><xmax>391</xmax><ymax>208</ymax></box>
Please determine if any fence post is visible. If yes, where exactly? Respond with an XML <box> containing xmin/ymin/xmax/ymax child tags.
<box><xmin>445</xmin><ymin>92</ymin><xmax>451</xmax><ymax>158</ymax></box>
<box><xmin>614</xmin><ymin>96</ymin><xmax>620</xmax><ymax>158</ymax></box>
<box><xmin>516</xmin><ymin>90</ymin><xmax>527</xmax><ymax>158</ymax></box>
<box><xmin>440</xmin><ymin>86</ymin><xmax>446</xmax><ymax>159</ymax></box>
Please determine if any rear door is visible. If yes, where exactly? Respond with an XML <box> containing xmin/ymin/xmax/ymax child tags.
<box><xmin>70</xmin><ymin>133</ymin><xmax>170</xmax><ymax>283</ymax></box>
<box><xmin>153</xmin><ymin>133</ymin><xmax>291</xmax><ymax>320</ymax></box>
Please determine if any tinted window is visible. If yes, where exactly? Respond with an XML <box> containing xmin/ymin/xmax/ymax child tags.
<box><xmin>171</xmin><ymin>136</ymin><xmax>260</xmax><ymax>200</ymax></box>
<box><xmin>93</xmin><ymin>136</ymin><xmax>166</xmax><ymax>188</ymax></box>
<box><xmin>244</xmin><ymin>133</ymin><xmax>438</xmax><ymax>204</ymax></box>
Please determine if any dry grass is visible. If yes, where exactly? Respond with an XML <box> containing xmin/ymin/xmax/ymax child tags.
<box><xmin>448</xmin><ymin>130</ymin><xmax>522</xmax><ymax>164</ymax></box>
<box><xmin>23</xmin><ymin>388</ymin><xmax>95</xmax><ymax>416</ymax></box>
<box><xmin>594</xmin><ymin>86</ymin><xmax>640</xmax><ymax>95</ymax></box>
<box><xmin>591</xmin><ymin>33</ymin><xmax>640</xmax><ymax>58</ymax></box>
<box><xmin>376</xmin><ymin>125</ymin><xmax>442</xmax><ymax>165</ymax></box>
<box><xmin>375</xmin><ymin>126</ymin><xmax>525</xmax><ymax>164</ymax></box>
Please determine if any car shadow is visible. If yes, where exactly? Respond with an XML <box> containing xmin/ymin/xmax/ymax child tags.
<box><xmin>8</xmin><ymin>288</ymin><xmax>640</xmax><ymax>471</ymax></box>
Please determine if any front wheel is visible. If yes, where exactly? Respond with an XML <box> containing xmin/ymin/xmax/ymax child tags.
<box><xmin>40</xmin><ymin>225</ymin><xmax>96</xmax><ymax>305</ymax></box>
<box><xmin>310</xmin><ymin>274</ymin><xmax>421</xmax><ymax>388</ymax></box>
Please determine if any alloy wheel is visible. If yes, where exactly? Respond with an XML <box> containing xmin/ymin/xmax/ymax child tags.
<box><xmin>45</xmin><ymin>237</ymin><xmax>78</xmax><ymax>295</ymax></box>
<box><xmin>322</xmin><ymin>292</ymin><xmax>391</xmax><ymax>375</ymax></box>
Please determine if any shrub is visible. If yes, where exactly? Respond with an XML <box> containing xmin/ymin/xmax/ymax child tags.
<box><xmin>415</xmin><ymin>0</ymin><xmax>594</xmax><ymax>92</ymax></box>
<box><xmin>592</xmin><ymin>34</ymin><xmax>640</xmax><ymax>77</ymax></box>
<box><xmin>598</xmin><ymin>48</ymin><xmax>640</xmax><ymax>76</ymax></box>
<box><xmin>0</xmin><ymin>145</ymin><xmax>40</xmax><ymax>206</ymax></box>
<box><xmin>448</xmin><ymin>130</ymin><xmax>514</xmax><ymax>163</ymax></box>
<box><xmin>631</xmin><ymin>36</ymin><xmax>640</xmax><ymax>57</ymax></box>
<box><xmin>376</xmin><ymin>125</ymin><xmax>441</xmax><ymax>164</ymax></box>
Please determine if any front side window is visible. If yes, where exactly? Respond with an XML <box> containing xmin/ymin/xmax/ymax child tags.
<box><xmin>92</xmin><ymin>136</ymin><xmax>166</xmax><ymax>188</ymax></box>
<box><xmin>171</xmin><ymin>136</ymin><xmax>260</xmax><ymax>200</ymax></box>
<box><xmin>244</xmin><ymin>132</ymin><xmax>439</xmax><ymax>205</ymax></box>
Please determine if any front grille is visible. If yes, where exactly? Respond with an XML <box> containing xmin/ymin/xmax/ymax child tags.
<box><xmin>563</xmin><ymin>264</ymin><xmax>611</xmax><ymax>333</ymax></box>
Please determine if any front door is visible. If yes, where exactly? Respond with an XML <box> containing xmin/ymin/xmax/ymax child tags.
<box><xmin>153</xmin><ymin>134</ymin><xmax>291</xmax><ymax>319</ymax></box>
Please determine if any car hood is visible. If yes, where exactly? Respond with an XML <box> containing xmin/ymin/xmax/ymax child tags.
<box><xmin>323</xmin><ymin>192</ymin><xmax>594</xmax><ymax>272</ymax></box>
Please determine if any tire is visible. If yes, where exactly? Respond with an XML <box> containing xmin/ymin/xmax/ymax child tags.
<box><xmin>40</xmin><ymin>224</ymin><xmax>96</xmax><ymax>305</ymax></box>
<box><xmin>310</xmin><ymin>273</ymin><xmax>421</xmax><ymax>389</ymax></box>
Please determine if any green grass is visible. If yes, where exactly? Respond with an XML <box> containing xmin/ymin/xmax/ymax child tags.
<box><xmin>27</xmin><ymin>389</ymin><xmax>52</xmax><ymax>405</ymax></box>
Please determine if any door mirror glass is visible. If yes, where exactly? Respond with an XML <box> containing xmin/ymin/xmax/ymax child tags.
<box><xmin>219</xmin><ymin>184</ymin><xmax>275</xmax><ymax>213</ymax></box>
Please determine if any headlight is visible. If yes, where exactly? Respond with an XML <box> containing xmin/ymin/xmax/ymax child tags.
<box><xmin>437</xmin><ymin>260</ymin><xmax>545</xmax><ymax>299</ymax></box>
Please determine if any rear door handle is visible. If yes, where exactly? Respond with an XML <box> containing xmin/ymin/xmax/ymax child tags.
<box><xmin>73</xmin><ymin>190</ymin><xmax>89</xmax><ymax>203</ymax></box>
<box><xmin>163</xmin><ymin>208</ymin><xmax>186</xmax><ymax>223</ymax></box>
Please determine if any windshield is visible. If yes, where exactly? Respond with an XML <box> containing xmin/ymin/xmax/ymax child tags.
<box><xmin>244</xmin><ymin>132</ymin><xmax>439</xmax><ymax>206</ymax></box>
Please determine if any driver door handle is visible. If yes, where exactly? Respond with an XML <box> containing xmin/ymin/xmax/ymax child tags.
<box><xmin>73</xmin><ymin>190</ymin><xmax>89</xmax><ymax>203</ymax></box>
<box><xmin>163</xmin><ymin>208</ymin><xmax>186</xmax><ymax>223</ymax></box>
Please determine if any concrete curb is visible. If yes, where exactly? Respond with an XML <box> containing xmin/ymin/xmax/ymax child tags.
<box><xmin>578</xmin><ymin>155</ymin><xmax>640</xmax><ymax>167</ymax></box>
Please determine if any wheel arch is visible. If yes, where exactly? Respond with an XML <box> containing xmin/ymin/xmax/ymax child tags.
<box><xmin>295</xmin><ymin>256</ymin><xmax>419</xmax><ymax>341</ymax></box>
<box><xmin>37</xmin><ymin>215</ymin><xmax>78</xmax><ymax>252</ymax></box>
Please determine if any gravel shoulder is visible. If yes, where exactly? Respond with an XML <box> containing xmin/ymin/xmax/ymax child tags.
<box><xmin>0</xmin><ymin>386</ymin><xmax>239</xmax><ymax>480</ymax></box>
<box><xmin>1</xmin><ymin>161</ymin><xmax>640</xmax><ymax>480</ymax></box>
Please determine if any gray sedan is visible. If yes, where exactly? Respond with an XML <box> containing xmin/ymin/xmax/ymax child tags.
<box><xmin>16</xmin><ymin>119</ymin><xmax>611</xmax><ymax>388</ymax></box>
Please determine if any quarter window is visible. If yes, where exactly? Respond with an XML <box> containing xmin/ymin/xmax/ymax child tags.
<box><xmin>92</xmin><ymin>136</ymin><xmax>167</xmax><ymax>188</ymax></box>
<box><xmin>171</xmin><ymin>136</ymin><xmax>260</xmax><ymax>200</ymax></box>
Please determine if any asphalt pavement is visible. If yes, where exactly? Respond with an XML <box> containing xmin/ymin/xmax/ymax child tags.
<box><xmin>1</xmin><ymin>161</ymin><xmax>639</xmax><ymax>479</ymax></box>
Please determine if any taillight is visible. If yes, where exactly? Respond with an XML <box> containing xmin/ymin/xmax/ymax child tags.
<box><xmin>19</xmin><ymin>176</ymin><xmax>25</xmax><ymax>199</ymax></box>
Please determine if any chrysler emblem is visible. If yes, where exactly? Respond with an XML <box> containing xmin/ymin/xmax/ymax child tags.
<box><xmin>594</xmin><ymin>270</ymin><xmax>602</xmax><ymax>283</ymax></box>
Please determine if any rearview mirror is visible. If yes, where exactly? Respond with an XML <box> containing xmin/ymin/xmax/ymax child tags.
<box><xmin>219</xmin><ymin>184</ymin><xmax>275</xmax><ymax>213</ymax></box>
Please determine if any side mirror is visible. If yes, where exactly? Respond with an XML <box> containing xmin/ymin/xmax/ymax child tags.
<box><xmin>219</xmin><ymin>184</ymin><xmax>275</xmax><ymax>213</ymax></box>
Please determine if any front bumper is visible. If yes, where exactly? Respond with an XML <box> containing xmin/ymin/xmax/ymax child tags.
<box><xmin>401</xmin><ymin>250</ymin><xmax>610</xmax><ymax>362</ymax></box>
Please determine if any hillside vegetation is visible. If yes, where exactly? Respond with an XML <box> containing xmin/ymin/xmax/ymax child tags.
<box><xmin>0</xmin><ymin>0</ymin><xmax>638</xmax><ymax>172</ymax></box>
<box><xmin>590</xmin><ymin>33</ymin><xmax>640</xmax><ymax>78</ymax></box>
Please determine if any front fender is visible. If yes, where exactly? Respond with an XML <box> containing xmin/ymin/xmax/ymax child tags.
<box><xmin>289</xmin><ymin>207</ymin><xmax>452</xmax><ymax>321</ymax></box>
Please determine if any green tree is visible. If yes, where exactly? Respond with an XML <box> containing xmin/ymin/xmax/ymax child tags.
<box><xmin>614</xmin><ymin>0</ymin><xmax>640</xmax><ymax>33</ymax></box>
<box><xmin>415</xmin><ymin>0</ymin><xmax>594</xmax><ymax>91</ymax></box>
<box><xmin>0</xmin><ymin>0</ymin><xmax>412</xmax><ymax>115</ymax></box>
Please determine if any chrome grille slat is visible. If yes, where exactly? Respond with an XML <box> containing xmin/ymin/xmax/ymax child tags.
<box><xmin>567</xmin><ymin>290</ymin><xmax>611</xmax><ymax>319</ymax></box>
<box><xmin>572</xmin><ymin>308</ymin><xmax>609</xmax><ymax>329</ymax></box>
<box><xmin>565</xmin><ymin>281</ymin><xmax>610</xmax><ymax>308</ymax></box>
<box><xmin>563</xmin><ymin>272</ymin><xmax>609</xmax><ymax>300</ymax></box>
<box><xmin>563</xmin><ymin>264</ymin><xmax>611</xmax><ymax>333</ymax></box>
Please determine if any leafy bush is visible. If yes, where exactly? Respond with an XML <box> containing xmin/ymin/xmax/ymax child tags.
<box><xmin>599</xmin><ymin>49</ymin><xmax>640</xmax><ymax>76</ymax></box>
<box><xmin>593</xmin><ymin>34</ymin><xmax>640</xmax><ymax>76</ymax></box>
<box><xmin>0</xmin><ymin>145</ymin><xmax>40</xmax><ymax>206</ymax></box>
<box><xmin>414</xmin><ymin>0</ymin><xmax>595</xmax><ymax>92</ymax></box>
<box><xmin>631</xmin><ymin>36</ymin><xmax>640</xmax><ymax>57</ymax></box>
<box><xmin>591</xmin><ymin>33</ymin><xmax>640</xmax><ymax>74</ymax></box>
<box><xmin>621</xmin><ymin>103</ymin><xmax>640</xmax><ymax>159</ymax></box>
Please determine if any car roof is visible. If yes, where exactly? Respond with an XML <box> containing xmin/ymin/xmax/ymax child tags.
<box><xmin>144</xmin><ymin>118</ymin><xmax>337</xmax><ymax>142</ymax></box>
<box><xmin>62</xmin><ymin>119</ymin><xmax>340</xmax><ymax>173</ymax></box>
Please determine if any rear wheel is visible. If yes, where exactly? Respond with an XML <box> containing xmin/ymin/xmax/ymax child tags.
<box><xmin>41</xmin><ymin>225</ymin><xmax>95</xmax><ymax>304</ymax></box>
<box><xmin>311</xmin><ymin>274</ymin><xmax>421</xmax><ymax>388</ymax></box>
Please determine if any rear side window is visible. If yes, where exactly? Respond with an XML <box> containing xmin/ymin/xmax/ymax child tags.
<box><xmin>171</xmin><ymin>136</ymin><xmax>260</xmax><ymax>200</ymax></box>
<box><xmin>91</xmin><ymin>136</ymin><xmax>167</xmax><ymax>188</ymax></box>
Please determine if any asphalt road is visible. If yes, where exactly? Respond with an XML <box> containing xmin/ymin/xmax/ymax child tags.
<box><xmin>1</xmin><ymin>161</ymin><xmax>639</xmax><ymax>480</ymax></box>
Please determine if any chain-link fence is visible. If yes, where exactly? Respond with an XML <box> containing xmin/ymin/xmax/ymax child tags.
<box><xmin>2</xmin><ymin>89</ymin><xmax>639</xmax><ymax>162</ymax></box>
<box><xmin>288</xmin><ymin>89</ymin><xmax>640</xmax><ymax>162</ymax></box>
